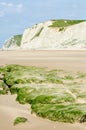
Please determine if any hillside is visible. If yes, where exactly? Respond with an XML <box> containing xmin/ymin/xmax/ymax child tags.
<box><xmin>3</xmin><ymin>35</ymin><xmax>22</xmax><ymax>50</ymax></box>
<box><xmin>3</xmin><ymin>20</ymin><xmax>86</xmax><ymax>50</ymax></box>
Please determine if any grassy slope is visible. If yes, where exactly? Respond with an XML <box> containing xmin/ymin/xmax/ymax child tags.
<box><xmin>0</xmin><ymin>64</ymin><xmax>86</xmax><ymax>123</ymax></box>
<box><xmin>14</xmin><ymin>35</ymin><xmax>22</xmax><ymax>46</ymax></box>
<box><xmin>50</xmin><ymin>20</ymin><xmax>85</xmax><ymax>27</ymax></box>
<box><xmin>4</xmin><ymin>34</ymin><xmax>22</xmax><ymax>48</ymax></box>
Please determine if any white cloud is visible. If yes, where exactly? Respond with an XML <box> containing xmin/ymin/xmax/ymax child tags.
<box><xmin>0</xmin><ymin>2</ymin><xmax>23</xmax><ymax>17</ymax></box>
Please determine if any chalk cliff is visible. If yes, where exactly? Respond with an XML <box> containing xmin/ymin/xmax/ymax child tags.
<box><xmin>3</xmin><ymin>20</ymin><xmax>86</xmax><ymax>50</ymax></box>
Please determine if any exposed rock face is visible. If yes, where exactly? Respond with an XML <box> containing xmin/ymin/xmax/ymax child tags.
<box><xmin>3</xmin><ymin>20</ymin><xmax>86</xmax><ymax>50</ymax></box>
<box><xmin>3</xmin><ymin>35</ymin><xmax>22</xmax><ymax>50</ymax></box>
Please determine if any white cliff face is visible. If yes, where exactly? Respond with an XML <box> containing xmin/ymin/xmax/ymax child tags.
<box><xmin>21</xmin><ymin>21</ymin><xmax>86</xmax><ymax>50</ymax></box>
<box><xmin>3</xmin><ymin>37</ymin><xmax>19</xmax><ymax>50</ymax></box>
<box><xmin>3</xmin><ymin>35</ymin><xmax>22</xmax><ymax>50</ymax></box>
<box><xmin>3</xmin><ymin>20</ymin><xmax>86</xmax><ymax>50</ymax></box>
<box><xmin>21</xmin><ymin>21</ymin><xmax>53</xmax><ymax>49</ymax></box>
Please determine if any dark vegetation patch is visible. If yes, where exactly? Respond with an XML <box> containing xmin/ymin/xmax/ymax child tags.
<box><xmin>31</xmin><ymin>27</ymin><xmax>44</xmax><ymax>40</ymax></box>
<box><xmin>14</xmin><ymin>117</ymin><xmax>28</xmax><ymax>125</ymax></box>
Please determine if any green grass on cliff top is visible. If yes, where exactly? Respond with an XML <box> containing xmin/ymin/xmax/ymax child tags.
<box><xmin>50</xmin><ymin>19</ymin><xmax>85</xmax><ymax>27</ymax></box>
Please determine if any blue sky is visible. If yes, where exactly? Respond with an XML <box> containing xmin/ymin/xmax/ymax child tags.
<box><xmin>0</xmin><ymin>0</ymin><xmax>86</xmax><ymax>47</ymax></box>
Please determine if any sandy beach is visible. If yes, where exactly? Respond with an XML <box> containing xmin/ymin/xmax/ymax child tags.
<box><xmin>0</xmin><ymin>50</ymin><xmax>86</xmax><ymax>72</ymax></box>
<box><xmin>0</xmin><ymin>50</ymin><xmax>86</xmax><ymax>130</ymax></box>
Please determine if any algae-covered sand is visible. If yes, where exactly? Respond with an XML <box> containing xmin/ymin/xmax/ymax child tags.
<box><xmin>0</xmin><ymin>50</ymin><xmax>86</xmax><ymax>130</ymax></box>
<box><xmin>0</xmin><ymin>64</ymin><xmax>86</xmax><ymax>124</ymax></box>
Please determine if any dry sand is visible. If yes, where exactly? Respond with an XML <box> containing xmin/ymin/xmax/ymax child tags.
<box><xmin>0</xmin><ymin>50</ymin><xmax>86</xmax><ymax>72</ymax></box>
<box><xmin>0</xmin><ymin>50</ymin><xmax>86</xmax><ymax>130</ymax></box>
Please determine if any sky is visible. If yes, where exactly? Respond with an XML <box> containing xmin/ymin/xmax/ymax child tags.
<box><xmin>0</xmin><ymin>0</ymin><xmax>86</xmax><ymax>47</ymax></box>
